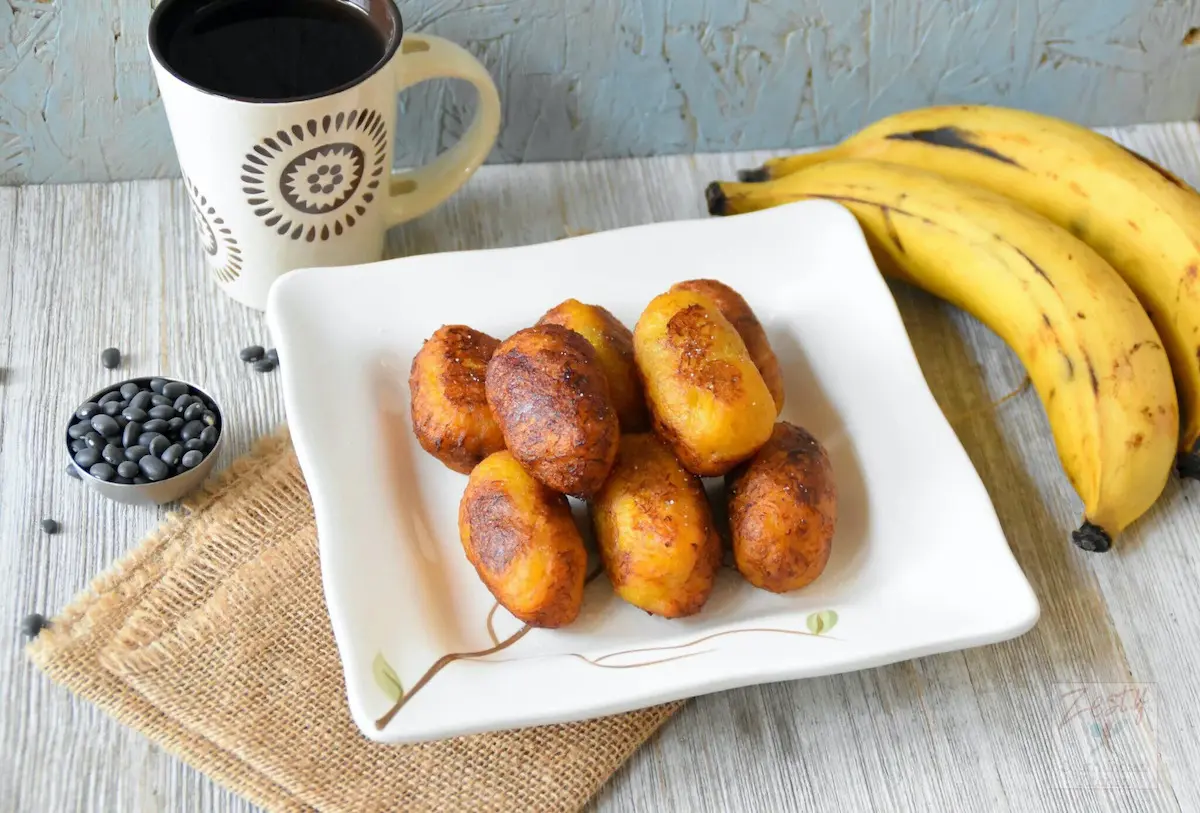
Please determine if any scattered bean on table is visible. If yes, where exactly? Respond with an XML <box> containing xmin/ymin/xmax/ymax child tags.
<box><xmin>40</xmin><ymin>519</ymin><xmax>58</xmax><ymax>534</ymax></box>
<box><xmin>100</xmin><ymin>347</ymin><xmax>121</xmax><ymax>369</ymax></box>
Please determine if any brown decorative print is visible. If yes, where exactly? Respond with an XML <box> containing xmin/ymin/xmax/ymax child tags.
<box><xmin>185</xmin><ymin>174</ymin><xmax>243</xmax><ymax>284</ymax></box>
<box><xmin>242</xmin><ymin>109</ymin><xmax>389</xmax><ymax>242</ymax></box>
<box><xmin>373</xmin><ymin>596</ymin><xmax>842</xmax><ymax>730</ymax></box>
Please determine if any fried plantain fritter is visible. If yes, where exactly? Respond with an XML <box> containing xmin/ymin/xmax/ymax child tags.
<box><xmin>485</xmin><ymin>323</ymin><xmax>620</xmax><ymax>497</ymax></box>
<box><xmin>633</xmin><ymin>289</ymin><xmax>775</xmax><ymax>476</ymax></box>
<box><xmin>409</xmin><ymin>325</ymin><xmax>505</xmax><ymax>474</ymax></box>
<box><xmin>459</xmin><ymin>451</ymin><xmax>587</xmax><ymax>627</ymax></box>
<box><xmin>591</xmin><ymin>433</ymin><xmax>721</xmax><ymax>618</ymax></box>
<box><xmin>726</xmin><ymin>422</ymin><xmax>836</xmax><ymax>593</ymax></box>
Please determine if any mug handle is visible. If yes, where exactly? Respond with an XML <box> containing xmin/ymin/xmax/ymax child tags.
<box><xmin>387</xmin><ymin>34</ymin><xmax>501</xmax><ymax>224</ymax></box>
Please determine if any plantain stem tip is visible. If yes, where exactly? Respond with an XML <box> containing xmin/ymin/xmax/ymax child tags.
<box><xmin>1071</xmin><ymin>521</ymin><xmax>1112</xmax><ymax>553</ymax></box>
<box><xmin>705</xmin><ymin>182</ymin><xmax>729</xmax><ymax>216</ymax></box>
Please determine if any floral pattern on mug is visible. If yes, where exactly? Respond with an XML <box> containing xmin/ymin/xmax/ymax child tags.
<box><xmin>184</xmin><ymin>173</ymin><xmax>243</xmax><ymax>283</ymax></box>
<box><xmin>242</xmin><ymin>109</ymin><xmax>389</xmax><ymax>242</ymax></box>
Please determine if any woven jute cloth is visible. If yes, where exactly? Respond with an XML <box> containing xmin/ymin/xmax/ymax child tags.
<box><xmin>27</xmin><ymin>430</ymin><xmax>681</xmax><ymax>812</ymax></box>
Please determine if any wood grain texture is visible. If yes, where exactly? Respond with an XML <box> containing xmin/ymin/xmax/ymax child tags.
<box><xmin>4</xmin><ymin>1</ymin><xmax>1200</xmax><ymax>183</ymax></box>
<box><xmin>4</xmin><ymin>123</ymin><xmax>1200</xmax><ymax>812</ymax></box>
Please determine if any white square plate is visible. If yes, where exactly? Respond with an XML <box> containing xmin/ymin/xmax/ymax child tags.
<box><xmin>267</xmin><ymin>201</ymin><xmax>1039</xmax><ymax>744</ymax></box>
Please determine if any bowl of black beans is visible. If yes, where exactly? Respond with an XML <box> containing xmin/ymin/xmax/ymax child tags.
<box><xmin>65</xmin><ymin>376</ymin><xmax>224</xmax><ymax>506</ymax></box>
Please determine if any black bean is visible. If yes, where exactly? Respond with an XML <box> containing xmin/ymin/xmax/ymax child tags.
<box><xmin>161</xmin><ymin>443</ymin><xmax>184</xmax><ymax>466</ymax></box>
<box><xmin>125</xmin><ymin>445</ymin><xmax>149</xmax><ymax>462</ymax></box>
<box><xmin>76</xmin><ymin>402</ymin><xmax>101</xmax><ymax>420</ymax></box>
<box><xmin>200</xmin><ymin>426</ymin><xmax>219</xmax><ymax>448</ymax></box>
<box><xmin>122</xmin><ymin>406</ymin><xmax>148</xmax><ymax>422</ymax></box>
<box><xmin>66</xmin><ymin>464</ymin><xmax>81</xmax><ymax>480</ymax></box>
<box><xmin>119</xmin><ymin>382</ymin><xmax>141</xmax><ymax>399</ymax></box>
<box><xmin>121</xmin><ymin>421</ymin><xmax>142</xmax><ymax>448</ymax></box>
<box><xmin>181</xmin><ymin>450</ymin><xmax>205</xmax><ymax>469</ymax></box>
<box><xmin>68</xmin><ymin>421</ymin><xmax>91</xmax><ymax>440</ymax></box>
<box><xmin>20</xmin><ymin>613</ymin><xmax>47</xmax><ymax>638</ymax></box>
<box><xmin>181</xmin><ymin>419</ymin><xmax>205</xmax><ymax>441</ymax></box>
<box><xmin>117</xmin><ymin>461</ymin><xmax>140</xmax><ymax>479</ymax></box>
<box><xmin>90</xmin><ymin>414</ymin><xmax>119</xmax><ymax>437</ymax></box>
<box><xmin>102</xmin><ymin>444</ymin><xmax>125</xmax><ymax>466</ymax></box>
<box><xmin>102</xmin><ymin>400</ymin><xmax>122</xmax><ymax>416</ymax></box>
<box><xmin>148</xmin><ymin>435</ymin><xmax>169</xmax><ymax>457</ymax></box>
<box><xmin>267</xmin><ymin>348</ymin><xmax>278</xmax><ymax>362</ymax></box>
<box><xmin>148</xmin><ymin>404</ymin><xmax>176</xmax><ymax>421</ymax></box>
<box><xmin>201</xmin><ymin>410</ymin><xmax>218</xmax><ymax>427</ymax></box>
<box><xmin>184</xmin><ymin>438</ymin><xmax>205</xmax><ymax>451</ymax></box>
<box><xmin>41</xmin><ymin>518</ymin><xmax>59</xmax><ymax>534</ymax></box>
<box><xmin>162</xmin><ymin>381</ymin><xmax>189</xmax><ymax>399</ymax></box>
<box><xmin>133</xmin><ymin>477</ymin><xmax>149</xmax><ymax>484</ymax></box>
<box><xmin>150</xmin><ymin>377</ymin><xmax>168</xmax><ymax>394</ymax></box>
<box><xmin>150</xmin><ymin>393</ymin><xmax>171</xmax><ymax>407</ymax></box>
<box><xmin>130</xmin><ymin>390</ymin><xmax>153</xmax><ymax>411</ymax></box>
<box><xmin>142</xmin><ymin>418</ymin><xmax>169</xmax><ymax>434</ymax></box>
<box><xmin>71</xmin><ymin>439</ymin><xmax>88</xmax><ymax>453</ymax></box>
<box><xmin>139</xmin><ymin>454</ymin><xmax>169</xmax><ymax>481</ymax></box>
<box><xmin>89</xmin><ymin>462</ymin><xmax>116</xmax><ymax>481</ymax></box>
<box><xmin>240</xmin><ymin>345</ymin><xmax>265</xmax><ymax>362</ymax></box>
<box><xmin>114</xmin><ymin>476</ymin><xmax>134</xmax><ymax>485</ymax></box>
<box><xmin>114</xmin><ymin>415</ymin><xmax>129</xmax><ymax>431</ymax></box>
<box><xmin>74</xmin><ymin>447</ymin><xmax>101</xmax><ymax>468</ymax></box>
<box><xmin>98</xmin><ymin>390</ymin><xmax>122</xmax><ymax>405</ymax></box>
<box><xmin>100</xmin><ymin>347</ymin><xmax>121</xmax><ymax>369</ymax></box>
<box><xmin>84</xmin><ymin>432</ymin><xmax>106</xmax><ymax>450</ymax></box>
<box><xmin>252</xmin><ymin>358</ymin><xmax>277</xmax><ymax>373</ymax></box>
<box><xmin>139</xmin><ymin>432</ymin><xmax>165</xmax><ymax>449</ymax></box>
<box><xmin>183</xmin><ymin>402</ymin><xmax>206</xmax><ymax>422</ymax></box>
<box><xmin>119</xmin><ymin>399</ymin><xmax>130</xmax><ymax>408</ymax></box>
<box><xmin>167</xmin><ymin>417</ymin><xmax>184</xmax><ymax>434</ymax></box>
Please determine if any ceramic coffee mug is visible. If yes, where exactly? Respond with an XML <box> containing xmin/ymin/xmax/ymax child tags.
<box><xmin>149</xmin><ymin>0</ymin><xmax>501</xmax><ymax>311</ymax></box>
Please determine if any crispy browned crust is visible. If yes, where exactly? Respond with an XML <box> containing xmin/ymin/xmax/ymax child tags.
<box><xmin>408</xmin><ymin>325</ymin><xmax>505</xmax><ymax>474</ymax></box>
<box><xmin>537</xmin><ymin>299</ymin><xmax>650</xmax><ymax>432</ymax></box>
<box><xmin>485</xmin><ymin>324</ymin><xmax>620</xmax><ymax>497</ymax></box>
<box><xmin>458</xmin><ymin>452</ymin><xmax>587</xmax><ymax>628</ymax></box>
<box><xmin>671</xmin><ymin>279</ymin><xmax>785</xmax><ymax>413</ymax></box>
<box><xmin>726</xmin><ymin>422</ymin><xmax>836</xmax><ymax>593</ymax></box>
<box><xmin>591</xmin><ymin>434</ymin><xmax>721</xmax><ymax>618</ymax></box>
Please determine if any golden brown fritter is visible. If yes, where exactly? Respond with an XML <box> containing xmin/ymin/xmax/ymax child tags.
<box><xmin>485</xmin><ymin>323</ymin><xmax>619</xmax><ymax>497</ymax></box>
<box><xmin>670</xmin><ymin>279</ymin><xmax>785</xmax><ymax>413</ymax></box>
<box><xmin>409</xmin><ymin>325</ymin><xmax>505</xmax><ymax>474</ymax></box>
<box><xmin>591</xmin><ymin>433</ymin><xmax>721</xmax><ymax>618</ymax></box>
<box><xmin>633</xmin><ymin>289</ymin><xmax>775</xmax><ymax>476</ymax></box>
<box><xmin>459</xmin><ymin>451</ymin><xmax>587</xmax><ymax>627</ymax></box>
<box><xmin>537</xmin><ymin>299</ymin><xmax>650</xmax><ymax>432</ymax></box>
<box><xmin>726</xmin><ymin>422</ymin><xmax>836</xmax><ymax>593</ymax></box>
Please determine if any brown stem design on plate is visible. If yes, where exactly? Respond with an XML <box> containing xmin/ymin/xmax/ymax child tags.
<box><xmin>374</xmin><ymin>624</ymin><xmax>533</xmax><ymax>730</ymax></box>
<box><xmin>485</xmin><ymin>602</ymin><xmax>502</xmax><ymax>647</ymax></box>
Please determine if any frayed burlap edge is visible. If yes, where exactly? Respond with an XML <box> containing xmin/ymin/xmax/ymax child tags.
<box><xmin>26</xmin><ymin>427</ymin><xmax>315</xmax><ymax>812</ymax></box>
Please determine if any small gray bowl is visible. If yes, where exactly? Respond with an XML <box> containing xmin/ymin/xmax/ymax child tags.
<box><xmin>65</xmin><ymin>376</ymin><xmax>225</xmax><ymax>507</ymax></box>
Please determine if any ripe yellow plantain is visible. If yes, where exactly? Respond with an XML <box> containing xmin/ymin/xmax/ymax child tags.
<box><xmin>708</xmin><ymin>159</ymin><xmax>1179</xmax><ymax>551</ymax></box>
<box><xmin>739</xmin><ymin>105</ymin><xmax>1200</xmax><ymax>476</ymax></box>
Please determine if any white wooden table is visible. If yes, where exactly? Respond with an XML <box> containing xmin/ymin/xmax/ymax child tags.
<box><xmin>4</xmin><ymin>123</ymin><xmax>1200</xmax><ymax>812</ymax></box>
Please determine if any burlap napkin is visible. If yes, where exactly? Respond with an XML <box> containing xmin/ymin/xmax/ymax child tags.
<box><xmin>27</xmin><ymin>430</ymin><xmax>681</xmax><ymax>812</ymax></box>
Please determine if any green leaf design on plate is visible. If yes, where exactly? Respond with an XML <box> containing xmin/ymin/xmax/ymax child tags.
<box><xmin>372</xmin><ymin>652</ymin><xmax>404</xmax><ymax>703</ymax></box>
<box><xmin>806</xmin><ymin>610</ymin><xmax>838</xmax><ymax>635</ymax></box>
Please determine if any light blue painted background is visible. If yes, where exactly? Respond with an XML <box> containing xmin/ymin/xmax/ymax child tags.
<box><xmin>2</xmin><ymin>0</ymin><xmax>1200</xmax><ymax>185</ymax></box>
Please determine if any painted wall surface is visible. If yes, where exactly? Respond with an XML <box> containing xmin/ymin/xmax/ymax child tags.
<box><xmin>2</xmin><ymin>0</ymin><xmax>1200</xmax><ymax>185</ymax></box>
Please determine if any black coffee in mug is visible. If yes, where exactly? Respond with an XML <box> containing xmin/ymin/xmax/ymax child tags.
<box><xmin>155</xmin><ymin>0</ymin><xmax>392</xmax><ymax>101</ymax></box>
